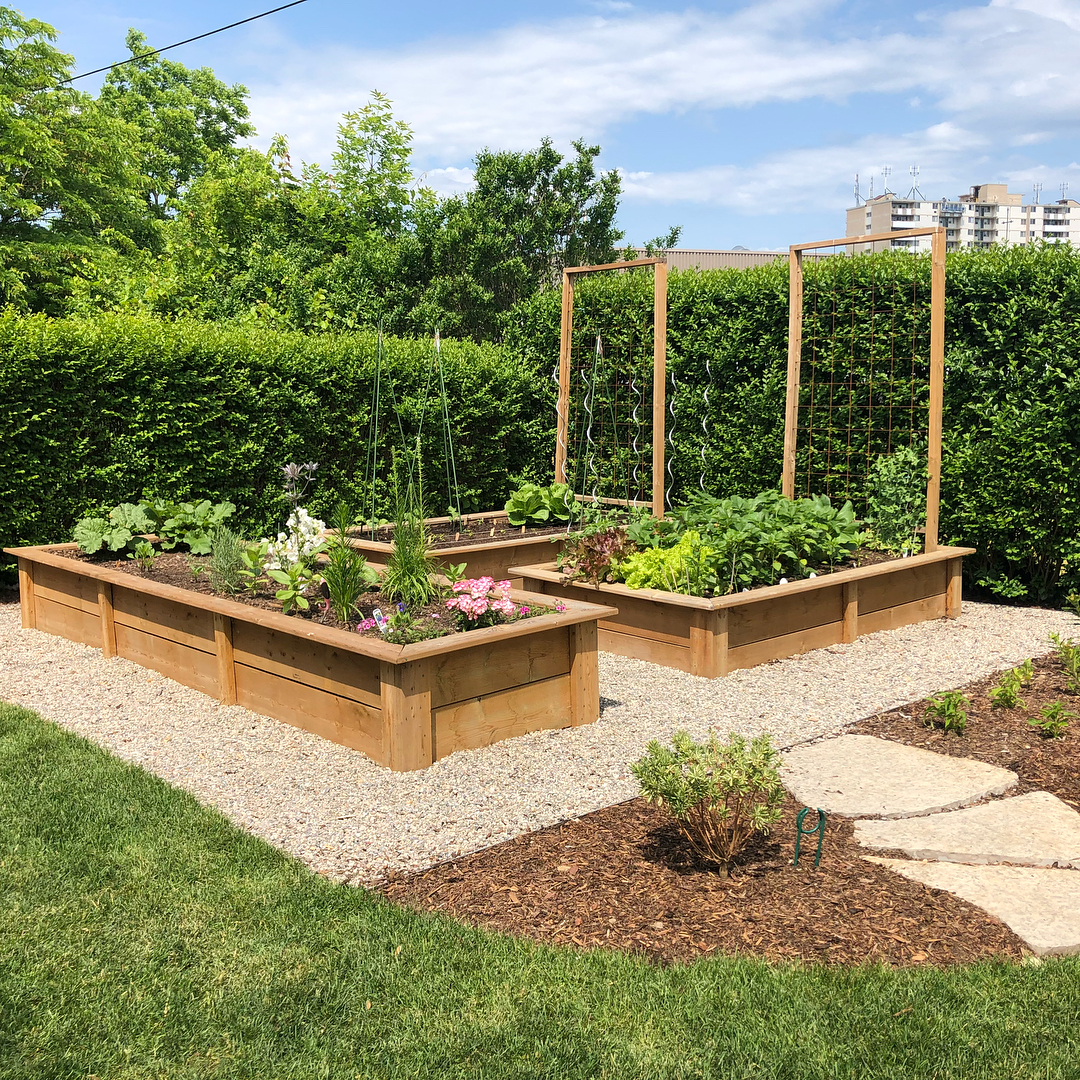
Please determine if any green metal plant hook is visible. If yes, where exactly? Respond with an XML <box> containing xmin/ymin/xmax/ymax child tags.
<box><xmin>793</xmin><ymin>807</ymin><xmax>826</xmax><ymax>868</ymax></box>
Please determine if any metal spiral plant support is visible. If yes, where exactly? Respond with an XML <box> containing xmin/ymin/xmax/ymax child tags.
<box><xmin>434</xmin><ymin>330</ymin><xmax>462</xmax><ymax>520</ymax></box>
<box><xmin>579</xmin><ymin>334</ymin><xmax>603</xmax><ymax>507</ymax></box>
<box><xmin>666</xmin><ymin>368</ymin><xmax>677</xmax><ymax>510</ymax></box>
<box><xmin>630</xmin><ymin>366</ymin><xmax>641</xmax><ymax>494</ymax></box>
<box><xmin>699</xmin><ymin>356</ymin><xmax>712</xmax><ymax>492</ymax></box>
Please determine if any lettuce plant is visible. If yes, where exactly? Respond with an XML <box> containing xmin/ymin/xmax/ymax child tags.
<box><xmin>504</xmin><ymin>483</ymin><xmax>580</xmax><ymax>526</ymax></box>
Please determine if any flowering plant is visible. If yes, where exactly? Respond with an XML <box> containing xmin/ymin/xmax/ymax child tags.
<box><xmin>445</xmin><ymin>577</ymin><xmax>522</xmax><ymax>629</ymax></box>
<box><xmin>264</xmin><ymin>506</ymin><xmax>326</xmax><ymax>571</ymax></box>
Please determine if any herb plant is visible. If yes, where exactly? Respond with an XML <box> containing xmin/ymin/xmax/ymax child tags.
<box><xmin>864</xmin><ymin>444</ymin><xmax>928</xmax><ymax>556</ymax></box>
<box><xmin>321</xmin><ymin>503</ymin><xmax>379</xmax><ymax>624</ymax></box>
<box><xmin>631</xmin><ymin>731</ymin><xmax>785</xmax><ymax>878</ymax></box>
<box><xmin>1029</xmin><ymin>702</ymin><xmax>1074</xmax><ymax>739</ymax></box>
<box><xmin>924</xmin><ymin>690</ymin><xmax>970</xmax><ymax>734</ymax></box>
<box><xmin>209</xmin><ymin>527</ymin><xmax>246</xmax><ymax>594</ymax></box>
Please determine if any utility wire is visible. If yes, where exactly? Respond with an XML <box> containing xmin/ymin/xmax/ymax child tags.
<box><xmin>61</xmin><ymin>0</ymin><xmax>309</xmax><ymax>84</ymax></box>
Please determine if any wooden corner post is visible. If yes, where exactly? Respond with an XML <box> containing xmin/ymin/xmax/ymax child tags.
<box><xmin>568</xmin><ymin>620</ymin><xmax>600</xmax><ymax>726</ymax></box>
<box><xmin>380</xmin><ymin>660</ymin><xmax>434</xmax><ymax>771</ymax></box>
<box><xmin>554</xmin><ymin>270</ymin><xmax>574</xmax><ymax>485</ymax></box>
<box><xmin>18</xmin><ymin>558</ymin><xmax>36</xmax><ymax>629</ymax></box>
<box><xmin>782</xmin><ymin>247</ymin><xmax>804</xmax><ymax>499</ymax></box>
<box><xmin>652</xmin><ymin>260</ymin><xmax>668</xmax><ymax>517</ymax></box>
<box><xmin>925</xmin><ymin>227</ymin><xmax>946</xmax><ymax>553</ymax></box>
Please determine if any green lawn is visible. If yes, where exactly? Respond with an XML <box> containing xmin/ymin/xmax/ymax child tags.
<box><xmin>2</xmin><ymin>702</ymin><xmax>1078</xmax><ymax>1079</ymax></box>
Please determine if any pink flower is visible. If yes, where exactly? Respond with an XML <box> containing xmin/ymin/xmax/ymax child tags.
<box><xmin>554</xmin><ymin>602</ymin><xmax>567</xmax><ymax>612</ymax></box>
<box><xmin>357</xmin><ymin>618</ymin><xmax>377</xmax><ymax>631</ymax></box>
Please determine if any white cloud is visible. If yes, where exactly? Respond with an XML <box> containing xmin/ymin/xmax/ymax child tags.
<box><xmin>241</xmin><ymin>1</ymin><xmax>1080</xmax><ymax>211</ymax></box>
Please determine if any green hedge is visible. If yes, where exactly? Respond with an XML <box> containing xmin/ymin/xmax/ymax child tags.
<box><xmin>3</xmin><ymin>244</ymin><xmax>1079</xmax><ymax>600</ymax></box>
<box><xmin>505</xmin><ymin>243</ymin><xmax>1080</xmax><ymax>601</ymax></box>
<box><xmin>0</xmin><ymin>314</ymin><xmax>551</xmax><ymax>566</ymax></box>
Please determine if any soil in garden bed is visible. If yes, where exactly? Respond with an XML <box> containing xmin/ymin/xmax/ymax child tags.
<box><xmin>348</xmin><ymin>515</ymin><xmax>571</xmax><ymax>551</ymax></box>
<box><xmin>378</xmin><ymin>794</ymin><xmax>1026</xmax><ymax>967</ymax></box>
<box><xmin>46</xmin><ymin>548</ymin><xmax>540</xmax><ymax>643</ymax></box>
<box><xmin>851</xmin><ymin>654</ymin><xmax>1080</xmax><ymax>810</ymax></box>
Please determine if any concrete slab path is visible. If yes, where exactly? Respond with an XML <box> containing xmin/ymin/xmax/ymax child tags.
<box><xmin>780</xmin><ymin>734</ymin><xmax>1017</xmax><ymax>819</ymax></box>
<box><xmin>866</xmin><ymin>858</ymin><xmax>1080</xmax><ymax>955</ymax></box>
<box><xmin>854</xmin><ymin>791</ymin><xmax>1080</xmax><ymax>868</ymax></box>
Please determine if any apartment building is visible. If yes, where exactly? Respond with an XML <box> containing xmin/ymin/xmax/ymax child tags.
<box><xmin>845</xmin><ymin>183</ymin><xmax>1080</xmax><ymax>252</ymax></box>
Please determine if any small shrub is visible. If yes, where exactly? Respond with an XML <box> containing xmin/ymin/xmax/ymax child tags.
<box><xmin>631</xmin><ymin>731</ymin><xmax>785</xmax><ymax>878</ymax></box>
<box><xmin>1050</xmin><ymin>633</ymin><xmax>1080</xmax><ymax>693</ymax></box>
<box><xmin>925</xmin><ymin>690</ymin><xmax>970</xmax><ymax>734</ymax></box>
<box><xmin>209</xmin><ymin>527</ymin><xmax>245</xmax><ymax>594</ymax></box>
<box><xmin>989</xmin><ymin>663</ymin><xmax>1031</xmax><ymax>710</ymax></box>
<box><xmin>1029</xmin><ymin>702</ymin><xmax>1074</xmax><ymax>739</ymax></box>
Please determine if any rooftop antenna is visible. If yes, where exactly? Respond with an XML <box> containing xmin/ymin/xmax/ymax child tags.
<box><xmin>907</xmin><ymin>163</ymin><xmax>924</xmax><ymax>200</ymax></box>
<box><xmin>1061</xmin><ymin>181</ymin><xmax>1071</xmax><ymax>202</ymax></box>
<box><xmin>868</xmin><ymin>175</ymin><xmax>875</xmax><ymax>200</ymax></box>
<box><xmin>1033</xmin><ymin>182</ymin><xmax>1043</xmax><ymax>205</ymax></box>
<box><xmin>881</xmin><ymin>165</ymin><xmax>894</xmax><ymax>196</ymax></box>
<box><xmin>854</xmin><ymin>173</ymin><xmax>863</xmax><ymax>207</ymax></box>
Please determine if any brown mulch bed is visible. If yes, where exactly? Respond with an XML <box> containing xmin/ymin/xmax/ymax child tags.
<box><xmin>380</xmin><ymin>651</ymin><xmax>1080</xmax><ymax>968</ymax></box>
<box><xmin>350</xmin><ymin>515</ymin><xmax>570</xmax><ymax>551</ymax></box>
<box><xmin>852</xmin><ymin>654</ymin><xmax>1080</xmax><ymax>810</ymax></box>
<box><xmin>47</xmin><ymin>548</ymin><xmax>541</xmax><ymax>643</ymax></box>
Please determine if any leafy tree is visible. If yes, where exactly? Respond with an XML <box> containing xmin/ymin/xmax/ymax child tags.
<box><xmin>99</xmin><ymin>29</ymin><xmax>254</xmax><ymax>216</ymax></box>
<box><xmin>0</xmin><ymin>7</ymin><xmax>143</xmax><ymax>238</ymax></box>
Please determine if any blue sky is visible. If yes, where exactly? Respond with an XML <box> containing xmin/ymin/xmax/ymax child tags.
<box><xmin>26</xmin><ymin>0</ymin><xmax>1080</xmax><ymax>248</ymax></box>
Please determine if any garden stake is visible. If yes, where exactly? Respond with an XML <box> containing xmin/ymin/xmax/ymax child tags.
<box><xmin>793</xmin><ymin>807</ymin><xmax>826</xmax><ymax>868</ymax></box>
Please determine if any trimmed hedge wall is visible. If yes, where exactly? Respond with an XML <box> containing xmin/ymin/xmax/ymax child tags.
<box><xmin>2</xmin><ymin>243</ymin><xmax>1078</xmax><ymax>600</ymax></box>
<box><xmin>0</xmin><ymin>315</ymin><xmax>551</xmax><ymax>564</ymax></box>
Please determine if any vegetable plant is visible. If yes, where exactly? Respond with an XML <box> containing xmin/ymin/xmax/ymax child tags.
<box><xmin>864</xmin><ymin>443</ymin><xmax>928</xmax><ymax>556</ymax></box>
<box><xmin>558</xmin><ymin>526</ymin><xmax>637</xmax><ymax>585</ymax></box>
<box><xmin>1029</xmin><ymin>701</ymin><xmax>1074</xmax><ymax>739</ymax></box>
<box><xmin>631</xmin><ymin>731</ymin><xmax>785</xmax><ymax>878</ymax></box>
<box><xmin>924</xmin><ymin>690</ymin><xmax>970</xmax><ymax>734</ymax></box>
<box><xmin>126</xmin><ymin>539</ymin><xmax>157</xmax><ymax>572</ymax></box>
<box><xmin>504</xmin><ymin>483</ymin><xmax>580</xmax><ymax>526</ymax></box>
<box><xmin>73</xmin><ymin>503</ymin><xmax>154</xmax><ymax>554</ymax></box>
<box><xmin>139</xmin><ymin>497</ymin><xmax>235</xmax><ymax>554</ymax></box>
<box><xmin>989</xmin><ymin>663</ymin><xmax>1030</xmax><ymax>710</ymax></box>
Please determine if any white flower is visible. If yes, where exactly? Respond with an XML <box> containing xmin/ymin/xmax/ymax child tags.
<box><xmin>262</xmin><ymin>506</ymin><xmax>326</xmax><ymax>570</ymax></box>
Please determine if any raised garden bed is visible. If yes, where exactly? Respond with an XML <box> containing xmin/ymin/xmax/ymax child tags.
<box><xmin>511</xmin><ymin>546</ymin><xmax>975</xmax><ymax>677</ymax></box>
<box><xmin>346</xmin><ymin>510</ymin><xmax>568</xmax><ymax>584</ymax></box>
<box><xmin>7</xmin><ymin>543</ymin><xmax>616</xmax><ymax>772</ymax></box>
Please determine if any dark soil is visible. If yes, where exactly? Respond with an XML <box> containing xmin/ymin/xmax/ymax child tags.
<box><xmin>46</xmin><ymin>548</ymin><xmax>538</xmax><ymax>643</ymax></box>
<box><xmin>381</xmin><ymin>652</ymin><xmax>1080</xmax><ymax>967</ymax></box>
<box><xmin>349</xmin><ymin>515</ymin><xmax>570</xmax><ymax>551</ymax></box>
<box><xmin>852</xmin><ymin>654</ymin><xmax>1080</xmax><ymax>810</ymax></box>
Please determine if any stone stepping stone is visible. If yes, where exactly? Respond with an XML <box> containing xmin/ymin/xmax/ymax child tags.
<box><xmin>866</xmin><ymin>858</ymin><xmax>1080</xmax><ymax>955</ymax></box>
<box><xmin>855</xmin><ymin>791</ymin><xmax>1080</xmax><ymax>868</ymax></box>
<box><xmin>781</xmin><ymin>734</ymin><xmax>1017</xmax><ymax>819</ymax></box>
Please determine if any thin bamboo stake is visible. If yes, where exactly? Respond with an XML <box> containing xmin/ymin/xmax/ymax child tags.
<box><xmin>782</xmin><ymin>247</ymin><xmax>804</xmax><ymax>498</ymax></box>
<box><xmin>652</xmin><ymin>261</ymin><xmax>668</xmax><ymax>516</ymax></box>
<box><xmin>925</xmin><ymin>228</ymin><xmax>946</xmax><ymax>552</ymax></box>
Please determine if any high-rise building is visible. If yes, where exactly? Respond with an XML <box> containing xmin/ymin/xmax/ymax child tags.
<box><xmin>845</xmin><ymin>183</ymin><xmax>1079</xmax><ymax>252</ymax></box>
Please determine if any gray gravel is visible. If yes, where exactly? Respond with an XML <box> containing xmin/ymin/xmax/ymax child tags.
<box><xmin>1</xmin><ymin>596</ymin><xmax>1075</xmax><ymax>884</ymax></box>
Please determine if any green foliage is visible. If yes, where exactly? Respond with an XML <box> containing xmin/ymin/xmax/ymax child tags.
<box><xmin>989</xmin><ymin>666</ymin><xmax>1027</xmax><ymax>710</ymax></box>
<box><xmin>0</xmin><ymin>314</ymin><xmax>548</xmax><ymax>571</ymax></box>
<box><xmin>267</xmin><ymin>563</ymin><xmax>313</xmax><ymax>615</ymax></box>
<box><xmin>631</xmin><ymin>731</ymin><xmax>785</xmax><ymax>877</ymax></box>
<box><xmin>381</xmin><ymin>447</ymin><xmax>437</xmax><ymax>608</ymax></box>
<box><xmin>865</xmin><ymin>444</ymin><xmax>928</xmax><ymax>555</ymax></box>
<box><xmin>618</xmin><ymin>530</ymin><xmax>718</xmax><ymax>595</ymax></box>
<box><xmin>322</xmin><ymin>503</ymin><xmax>379</xmax><ymax>624</ymax></box>
<box><xmin>126</xmin><ymin>538</ymin><xmax>156</xmax><ymax>572</ymax></box>
<box><xmin>504</xmin><ymin>482</ymin><xmax>580</xmax><ymax>526</ymax></box>
<box><xmin>208</xmin><ymin>526</ymin><xmax>245</xmax><ymax>594</ymax></box>
<box><xmin>1049</xmin><ymin>633</ymin><xmax>1080</xmax><ymax>693</ymax></box>
<box><xmin>238</xmin><ymin>540</ymin><xmax>269</xmax><ymax>596</ymax></box>
<box><xmin>925</xmin><ymin>690</ymin><xmax>970</xmax><ymax>734</ymax></box>
<box><xmin>73</xmin><ymin>502</ymin><xmax>154</xmax><ymax>553</ymax></box>
<box><xmin>558</xmin><ymin>526</ymin><xmax>638</xmax><ymax>585</ymax></box>
<box><xmin>1029</xmin><ymin>701</ymin><xmax>1074</xmax><ymax>739</ymax></box>
<box><xmin>138</xmin><ymin>496</ymin><xmax>235</xmax><ymax>554</ymax></box>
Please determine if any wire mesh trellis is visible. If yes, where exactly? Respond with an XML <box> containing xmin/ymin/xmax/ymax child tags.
<box><xmin>555</xmin><ymin>258</ymin><xmax>669</xmax><ymax>515</ymax></box>
<box><xmin>782</xmin><ymin>226</ymin><xmax>945</xmax><ymax>550</ymax></box>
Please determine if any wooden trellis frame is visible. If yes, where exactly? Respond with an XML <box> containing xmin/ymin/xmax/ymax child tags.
<box><xmin>554</xmin><ymin>257</ymin><xmax>668</xmax><ymax>517</ymax></box>
<box><xmin>782</xmin><ymin>226</ymin><xmax>946</xmax><ymax>551</ymax></box>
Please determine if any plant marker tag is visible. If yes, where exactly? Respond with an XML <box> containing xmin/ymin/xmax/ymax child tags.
<box><xmin>372</xmin><ymin>608</ymin><xmax>388</xmax><ymax>633</ymax></box>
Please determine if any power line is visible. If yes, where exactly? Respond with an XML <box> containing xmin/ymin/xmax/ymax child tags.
<box><xmin>61</xmin><ymin>0</ymin><xmax>309</xmax><ymax>84</ymax></box>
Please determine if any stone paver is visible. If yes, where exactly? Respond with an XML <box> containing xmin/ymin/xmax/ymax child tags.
<box><xmin>855</xmin><ymin>791</ymin><xmax>1080</xmax><ymax>868</ymax></box>
<box><xmin>780</xmin><ymin>734</ymin><xmax>1017</xmax><ymax>819</ymax></box>
<box><xmin>866</xmin><ymin>858</ymin><xmax>1080</xmax><ymax>955</ymax></box>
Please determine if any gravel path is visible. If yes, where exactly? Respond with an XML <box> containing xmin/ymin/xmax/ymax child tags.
<box><xmin>1</xmin><ymin>596</ymin><xmax>1075</xmax><ymax>884</ymax></box>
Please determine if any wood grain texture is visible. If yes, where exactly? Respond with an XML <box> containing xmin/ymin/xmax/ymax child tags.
<box><xmin>214</xmin><ymin>613</ymin><xmax>237</xmax><ymax>705</ymax></box>
<box><xmin>782</xmin><ymin>247</ymin><xmax>803</xmax><ymax>499</ymax></box>
<box><xmin>728</xmin><ymin>585</ymin><xmax>842</xmax><ymax>648</ymax></box>
<box><xmin>842</xmin><ymin>581</ymin><xmax>859</xmax><ymax>644</ymax></box>
<box><xmin>569</xmin><ymin>620</ymin><xmax>599</xmax><ymax>726</ymax></box>
<box><xmin>857</xmin><ymin>593</ymin><xmax>946</xmax><ymax>635</ymax></box>
<box><xmin>33</xmin><ymin>560</ymin><xmax>100</xmax><ymax>614</ymax></box>
<box><xmin>434</xmin><ymin>674</ymin><xmax>572</xmax><ymax>757</ymax></box>
<box><xmin>18</xmin><ymin>558</ymin><xmax>35</xmax><ymax>629</ymax></box>
<box><xmin>599</xmin><ymin>627</ymin><xmax>692</xmax><ymax>672</ymax></box>
<box><xmin>381</xmin><ymin>660</ymin><xmax>433</xmax><ymax>771</ymax></box>
<box><xmin>946</xmin><ymin>558</ymin><xmax>963</xmax><ymax>619</ymax></box>
<box><xmin>98</xmin><ymin>582</ymin><xmax>117</xmax><ymax>659</ymax></box>
<box><xmin>689</xmin><ymin>608</ymin><xmax>726</xmax><ymax>679</ymax></box>
<box><xmin>926</xmin><ymin>227</ymin><xmax>946</xmax><ymax>553</ymax></box>
<box><xmin>857</xmin><ymin>559</ymin><xmax>946</xmax><ymax>615</ymax></box>
<box><xmin>112</xmin><ymin>587</ymin><xmax>216</xmax><ymax>653</ymax></box>
<box><xmin>555</xmin><ymin>270</ymin><xmax>573</xmax><ymax>484</ymax></box>
<box><xmin>727</xmin><ymin>620</ymin><xmax>841</xmax><ymax>672</ymax></box>
<box><xmin>236</xmin><ymin>663</ymin><xmax>385</xmax><ymax>763</ymax></box>
<box><xmin>114</xmin><ymin>622</ymin><xmax>219</xmax><ymax>696</ymax></box>
<box><xmin>35</xmin><ymin>594</ymin><xmax>99</xmax><ymax>647</ymax></box>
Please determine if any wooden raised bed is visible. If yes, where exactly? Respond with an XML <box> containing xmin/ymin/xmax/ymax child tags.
<box><xmin>7</xmin><ymin>544</ymin><xmax>616</xmax><ymax>771</ymax></box>
<box><xmin>346</xmin><ymin>509</ymin><xmax>567</xmax><ymax>584</ymax></box>
<box><xmin>511</xmin><ymin>546</ymin><xmax>974</xmax><ymax>678</ymax></box>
